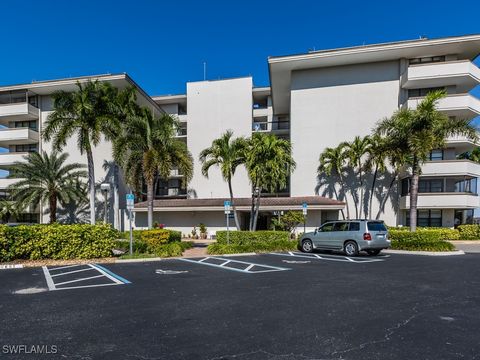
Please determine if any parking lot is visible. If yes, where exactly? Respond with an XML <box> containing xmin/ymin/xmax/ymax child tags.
<box><xmin>1</xmin><ymin>251</ymin><xmax>480</xmax><ymax>359</ymax></box>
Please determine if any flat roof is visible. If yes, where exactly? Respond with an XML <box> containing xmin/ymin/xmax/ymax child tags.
<box><xmin>134</xmin><ymin>196</ymin><xmax>344</xmax><ymax>212</ymax></box>
<box><xmin>0</xmin><ymin>73</ymin><xmax>163</xmax><ymax>114</ymax></box>
<box><xmin>268</xmin><ymin>34</ymin><xmax>480</xmax><ymax>114</ymax></box>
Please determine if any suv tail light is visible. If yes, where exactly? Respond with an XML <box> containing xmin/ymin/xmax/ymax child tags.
<box><xmin>363</xmin><ymin>233</ymin><xmax>372</xmax><ymax>241</ymax></box>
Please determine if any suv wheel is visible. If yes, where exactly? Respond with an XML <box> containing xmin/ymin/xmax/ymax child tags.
<box><xmin>344</xmin><ymin>241</ymin><xmax>359</xmax><ymax>257</ymax></box>
<box><xmin>366</xmin><ymin>249</ymin><xmax>381</xmax><ymax>256</ymax></box>
<box><xmin>301</xmin><ymin>239</ymin><xmax>313</xmax><ymax>253</ymax></box>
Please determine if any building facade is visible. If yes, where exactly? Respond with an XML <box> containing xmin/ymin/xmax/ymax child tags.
<box><xmin>0</xmin><ymin>34</ymin><xmax>479</xmax><ymax>233</ymax></box>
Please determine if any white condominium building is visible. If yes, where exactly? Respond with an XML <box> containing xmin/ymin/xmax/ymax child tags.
<box><xmin>0</xmin><ymin>34</ymin><xmax>479</xmax><ymax>232</ymax></box>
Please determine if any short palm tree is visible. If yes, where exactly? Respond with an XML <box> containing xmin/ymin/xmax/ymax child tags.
<box><xmin>43</xmin><ymin>80</ymin><xmax>122</xmax><ymax>224</ymax></box>
<box><xmin>375</xmin><ymin>90</ymin><xmax>477</xmax><ymax>231</ymax></box>
<box><xmin>343</xmin><ymin>136</ymin><xmax>371</xmax><ymax>218</ymax></box>
<box><xmin>245</xmin><ymin>133</ymin><xmax>296</xmax><ymax>231</ymax></box>
<box><xmin>0</xmin><ymin>198</ymin><xmax>21</xmax><ymax>223</ymax></box>
<box><xmin>318</xmin><ymin>144</ymin><xmax>351</xmax><ymax>219</ymax></box>
<box><xmin>199</xmin><ymin>130</ymin><xmax>247</xmax><ymax>230</ymax></box>
<box><xmin>459</xmin><ymin>147</ymin><xmax>480</xmax><ymax>162</ymax></box>
<box><xmin>113</xmin><ymin>108</ymin><xmax>193</xmax><ymax>229</ymax></box>
<box><xmin>7</xmin><ymin>151</ymin><xmax>87</xmax><ymax>223</ymax></box>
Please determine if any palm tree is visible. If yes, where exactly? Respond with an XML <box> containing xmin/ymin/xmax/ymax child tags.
<box><xmin>375</xmin><ymin>90</ymin><xmax>477</xmax><ymax>231</ymax></box>
<box><xmin>43</xmin><ymin>80</ymin><xmax>121</xmax><ymax>224</ymax></box>
<box><xmin>318</xmin><ymin>144</ymin><xmax>351</xmax><ymax>219</ymax></box>
<box><xmin>343</xmin><ymin>136</ymin><xmax>371</xmax><ymax>218</ymax></box>
<box><xmin>459</xmin><ymin>147</ymin><xmax>480</xmax><ymax>162</ymax></box>
<box><xmin>113</xmin><ymin>108</ymin><xmax>193</xmax><ymax>229</ymax></box>
<box><xmin>365</xmin><ymin>134</ymin><xmax>387</xmax><ymax>219</ymax></box>
<box><xmin>245</xmin><ymin>133</ymin><xmax>296</xmax><ymax>231</ymax></box>
<box><xmin>0</xmin><ymin>198</ymin><xmax>21</xmax><ymax>223</ymax></box>
<box><xmin>199</xmin><ymin>130</ymin><xmax>247</xmax><ymax>230</ymax></box>
<box><xmin>7</xmin><ymin>151</ymin><xmax>87</xmax><ymax>223</ymax></box>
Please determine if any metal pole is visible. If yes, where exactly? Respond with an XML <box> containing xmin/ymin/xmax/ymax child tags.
<box><xmin>103</xmin><ymin>191</ymin><xmax>108</xmax><ymax>223</ymax></box>
<box><xmin>226</xmin><ymin>213</ymin><xmax>230</xmax><ymax>245</ymax></box>
<box><xmin>129</xmin><ymin>210</ymin><xmax>133</xmax><ymax>255</ymax></box>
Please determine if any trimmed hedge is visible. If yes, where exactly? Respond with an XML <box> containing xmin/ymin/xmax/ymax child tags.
<box><xmin>209</xmin><ymin>231</ymin><xmax>297</xmax><ymax>254</ymax></box>
<box><xmin>390</xmin><ymin>239</ymin><xmax>455</xmax><ymax>252</ymax></box>
<box><xmin>457</xmin><ymin>225</ymin><xmax>480</xmax><ymax>240</ymax></box>
<box><xmin>389</xmin><ymin>228</ymin><xmax>459</xmax><ymax>241</ymax></box>
<box><xmin>0</xmin><ymin>224</ymin><xmax>116</xmax><ymax>262</ymax></box>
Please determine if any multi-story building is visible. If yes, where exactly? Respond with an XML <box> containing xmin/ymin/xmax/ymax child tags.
<box><xmin>0</xmin><ymin>34</ymin><xmax>479</xmax><ymax>232</ymax></box>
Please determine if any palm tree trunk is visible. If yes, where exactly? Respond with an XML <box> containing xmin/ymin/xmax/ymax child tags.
<box><xmin>252</xmin><ymin>188</ymin><xmax>261</xmax><ymax>231</ymax></box>
<box><xmin>358</xmin><ymin>162</ymin><xmax>364</xmax><ymax>218</ymax></box>
<box><xmin>147</xmin><ymin>179</ymin><xmax>154</xmax><ymax>229</ymax></box>
<box><xmin>49</xmin><ymin>193</ymin><xmax>57</xmax><ymax>224</ymax></box>
<box><xmin>332</xmin><ymin>186</ymin><xmax>345</xmax><ymax>220</ymax></box>
<box><xmin>86</xmin><ymin>148</ymin><xmax>96</xmax><ymax>225</ymax></box>
<box><xmin>338</xmin><ymin>173</ymin><xmax>351</xmax><ymax>220</ymax></box>
<box><xmin>113</xmin><ymin>163</ymin><xmax>120</xmax><ymax>230</ymax></box>
<box><xmin>376</xmin><ymin>171</ymin><xmax>397</xmax><ymax>220</ymax></box>
<box><xmin>409</xmin><ymin>158</ymin><xmax>420</xmax><ymax>232</ymax></box>
<box><xmin>369</xmin><ymin>164</ymin><xmax>379</xmax><ymax>219</ymax></box>
<box><xmin>227</xmin><ymin>177</ymin><xmax>241</xmax><ymax>230</ymax></box>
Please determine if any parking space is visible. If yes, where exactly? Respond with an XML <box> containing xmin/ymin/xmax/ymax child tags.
<box><xmin>180</xmin><ymin>256</ymin><xmax>291</xmax><ymax>273</ymax></box>
<box><xmin>42</xmin><ymin>263</ymin><xmax>130</xmax><ymax>291</ymax></box>
<box><xmin>269</xmin><ymin>250</ymin><xmax>389</xmax><ymax>263</ymax></box>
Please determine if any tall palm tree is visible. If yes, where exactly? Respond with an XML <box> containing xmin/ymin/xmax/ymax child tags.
<box><xmin>7</xmin><ymin>151</ymin><xmax>87</xmax><ymax>223</ymax></box>
<box><xmin>365</xmin><ymin>134</ymin><xmax>387</xmax><ymax>219</ymax></box>
<box><xmin>343</xmin><ymin>136</ymin><xmax>371</xmax><ymax>218</ymax></box>
<box><xmin>318</xmin><ymin>144</ymin><xmax>351</xmax><ymax>219</ymax></box>
<box><xmin>458</xmin><ymin>147</ymin><xmax>480</xmax><ymax>162</ymax></box>
<box><xmin>199</xmin><ymin>130</ymin><xmax>247</xmax><ymax>230</ymax></box>
<box><xmin>43</xmin><ymin>80</ymin><xmax>121</xmax><ymax>224</ymax></box>
<box><xmin>375</xmin><ymin>90</ymin><xmax>477</xmax><ymax>231</ymax></box>
<box><xmin>245</xmin><ymin>133</ymin><xmax>296</xmax><ymax>231</ymax></box>
<box><xmin>113</xmin><ymin>108</ymin><xmax>193</xmax><ymax>229</ymax></box>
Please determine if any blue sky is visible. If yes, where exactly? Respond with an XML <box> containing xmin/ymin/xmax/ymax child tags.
<box><xmin>0</xmin><ymin>0</ymin><xmax>479</xmax><ymax>98</ymax></box>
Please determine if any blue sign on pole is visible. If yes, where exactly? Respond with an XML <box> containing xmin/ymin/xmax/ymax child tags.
<box><xmin>126</xmin><ymin>193</ymin><xmax>135</xmax><ymax>210</ymax></box>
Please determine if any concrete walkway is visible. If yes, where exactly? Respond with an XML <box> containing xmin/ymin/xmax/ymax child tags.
<box><xmin>182</xmin><ymin>239</ymin><xmax>215</xmax><ymax>258</ymax></box>
<box><xmin>450</xmin><ymin>240</ymin><xmax>480</xmax><ymax>253</ymax></box>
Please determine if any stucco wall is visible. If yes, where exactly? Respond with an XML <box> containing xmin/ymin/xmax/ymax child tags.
<box><xmin>186</xmin><ymin>77</ymin><xmax>253</xmax><ymax>199</ymax></box>
<box><xmin>289</xmin><ymin>61</ymin><xmax>401</xmax><ymax>225</ymax></box>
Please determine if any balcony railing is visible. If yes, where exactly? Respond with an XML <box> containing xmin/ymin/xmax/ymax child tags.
<box><xmin>155</xmin><ymin>188</ymin><xmax>187</xmax><ymax>197</ymax></box>
<box><xmin>252</xmin><ymin>121</ymin><xmax>290</xmax><ymax>132</ymax></box>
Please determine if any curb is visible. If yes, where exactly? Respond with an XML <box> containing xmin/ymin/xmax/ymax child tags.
<box><xmin>115</xmin><ymin>252</ymin><xmax>258</xmax><ymax>263</ymax></box>
<box><xmin>0</xmin><ymin>264</ymin><xmax>24</xmax><ymax>270</ymax></box>
<box><xmin>383</xmin><ymin>249</ymin><xmax>465</xmax><ymax>256</ymax></box>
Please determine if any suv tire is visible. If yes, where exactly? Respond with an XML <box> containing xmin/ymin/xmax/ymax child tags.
<box><xmin>344</xmin><ymin>241</ymin><xmax>359</xmax><ymax>257</ymax></box>
<box><xmin>301</xmin><ymin>239</ymin><xmax>313</xmax><ymax>253</ymax></box>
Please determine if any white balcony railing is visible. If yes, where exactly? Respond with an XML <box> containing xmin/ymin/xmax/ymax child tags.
<box><xmin>0</xmin><ymin>127</ymin><xmax>39</xmax><ymax>146</ymax></box>
<box><xmin>0</xmin><ymin>177</ymin><xmax>21</xmax><ymax>189</ymax></box>
<box><xmin>0</xmin><ymin>152</ymin><xmax>29</xmax><ymax>168</ymax></box>
<box><xmin>402</xmin><ymin>60</ymin><xmax>480</xmax><ymax>90</ymax></box>
<box><xmin>407</xmin><ymin>94</ymin><xmax>480</xmax><ymax>119</ymax></box>
<box><xmin>400</xmin><ymin>193</ymin><xmax>480</xmax><ymax>210</ymax></box>
<box><xmin>421</xmin><ymin>160</ymin><xmax>480</xmax><ymax>177</ymax></box>
<box><xmin>0</xmin><ymin>103</ymin><xmax>38</xmax><ymax>124</ymax></box>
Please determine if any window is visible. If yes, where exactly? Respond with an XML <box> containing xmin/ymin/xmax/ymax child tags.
<box><xmin>429</xmin><ymin>149</ymin><xmax>443</xmax><ymax>161</ymax></box>
<box><xmin>15</xmin><ymin>144</ymin><xmax>37</xmax><ymax>153</ymax></box>
<box><xmin>409</xmin><ymin>56</ymin><xmax>446</xmax><ymax>65</ymax></box>
<box><xmin>320</xmin><ymin>223</ymin><xmax>334</xmax><ymax>232</ymax></box>
<box><xmin>16</xmin><ymin>213</ymin><xmax>38</xmax><ymax>223</ymax></box>
<box><xmin>367</xmin><ymin>221</ymin><xmax>387</xmax><ymax>231</ymax></box>
<box><xmin>349</xmin><ymin>222</ymin><xmax>360</xmax><ymax>231</ymax></box>
<box><xmin>14</xmin><ymin>120</ymin><xmax>37</xmax><ymax>131</ymax></box>
<box><xmin>406</xmin><ymin>210</ymin><xmax>442</xmax><ymax>227</ymax></box>
<box><xmin>408</xmin><ymin>87</ymin><xmax>444</xmax><ymax>98</ymax></box>
<box><xmin>401</xmin><ymin>178</ymin><xmax>409</xmax><ymax>196</ymax></box>
<box><xmin>418</xmin><ymin>179</ymin><xmax>443</xmax><ymax>193</ymax></box>
<box><xmin>333</xmin><ymin>222</ymin><xmax>349</xmax><ymax>231</ymax></box>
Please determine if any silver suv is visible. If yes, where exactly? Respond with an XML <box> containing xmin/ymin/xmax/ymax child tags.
<box><xmin>299</xmin><ymin>220</ymin><xmax>390</xmax><ymax>256</ymax></box>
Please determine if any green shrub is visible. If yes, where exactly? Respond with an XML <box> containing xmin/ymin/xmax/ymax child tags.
<box><xmin>389</xmin><ymin>228</ymin><xmax>459</xmax><ymax>241</ymax></box>
<box><xmin>216</xmin><ymin>230</ymin><xmax>290</xmax><ymax>245</ymax></box>
<box><xmin>113</xmin><ymin>239</ymin><xmax>148</xmax><ymax>254</ymax></box>
<box><xmin>154</xmin><ymin>241</ymin><xmax>193</xmax><ymax>257</ymax></box>
<box><xmin>391</xmin><ymin>239</ymin><xmax>455</xmax><ymax>252</ymax></box>
<box><xmin>457</xmin><ymin>225</ymin><xmax>480</xmax><ymax>240</ymax></box>
<box><xmin>139</xmin><ymin>229</ymin><xmax>182</xmax><ymax>253</ymax></box>
<box><xmin>0</xmin><ymin>224</ymin><xmax>116</xmax><ymax>262</ymax></box>
<box><xmin>207</xmin><ymin>240</ymin><xmax>297</xmax><ymax>255</ymax></box>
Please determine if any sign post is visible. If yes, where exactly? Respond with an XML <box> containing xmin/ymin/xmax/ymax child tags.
<box><xmin>126</xmin><ymin>193</ymin><xmax>135</xmax><ymax>255</ymax></box>
<box><xmin>224</xmin><ymin>200</ymin><xmax>232</xmax><ymax>245</ymax></box>
<box><xmin>302</xmin><ymin>202</ymin><xmax>308</xmax><ymax>234</ymax></box>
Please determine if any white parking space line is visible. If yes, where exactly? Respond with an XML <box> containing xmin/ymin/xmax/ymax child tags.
<box><xmin>42</xmin><ymin>264</ymin><xmax>130</xmax><ymax>291</ymax></box>
<box><xmin>180</xmin><ymin>257</ymin><xmax>291</xmax><ymax>274</ymax></box>
<box><xmin>269</xmin><ymin>252</ymin><xmax>385</xmax><ymax>263</ymax></box>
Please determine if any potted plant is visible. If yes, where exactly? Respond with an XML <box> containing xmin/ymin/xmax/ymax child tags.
<box><xmin>199</xmin><ymin>223</ymin><xmax>207</xmax><ymax>239</ymax></box>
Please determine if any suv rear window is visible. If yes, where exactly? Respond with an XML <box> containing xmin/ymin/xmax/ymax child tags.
<box><xmin>367</xmin><ymin>221</ymin><xmax>387</xmax><ymax>231</ymax></box>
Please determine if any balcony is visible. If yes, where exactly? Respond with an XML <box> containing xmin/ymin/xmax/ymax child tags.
<box><xmin>175</xmin><ymin>127</ymin><xmax>187</xmax><ymax>138</ymax></box>
<box><xmin>0</xmin><ymin>127</ymin><xmax>39</xmax><ymax>146</ymax></box>
<box><xmin>402</xmin><ymin>60</ymin><xmax>480</xmax><ymax>90</ymax></box>
<box><xmin>421</xmin><ymin>160</ymin><xmax>480</xmax><ymax>177</ymax></box>
<box><xmin>400</xmin><ymin>193</ymin><xmax>479</xmax><ymax>210</ymax></box>
<box><xmin>0</xmin><ymin>177</ymin><xmax>21</xmax><ymax>189</ymax></box>
<box><xmin>0</xmin><ymin>103</ymin><xmax>38</xmax><ymax>124</ymax></box>
<box><xmin>445</xmin><ymin>135</ymin><xmax>479</xmax><ymax>153</ymax></box>
<box><xmin>0</xmin><ymin>152</ymin><xmax>29</xmax><ymax>169</ymax></box>
<box><xmin>407</xmin><ymin>94</ymin><xmax>480</xmax><ymax>119</ymax></box>
<box><xmin>252</xmin><ymin>121</ymin><xmax>290</xmax><ymax>135</ymax></box>
<box><xmin>169</xmin><ymin>168</ymin><xmax>184</xmax><ymax>177</ymax></box>
<box><xmin>253</xmin><ymin>107</ymin><xmax>269</xmax><ymax>118</ymax></box>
